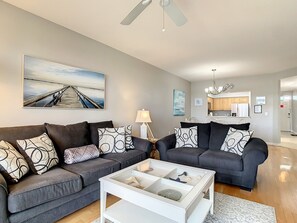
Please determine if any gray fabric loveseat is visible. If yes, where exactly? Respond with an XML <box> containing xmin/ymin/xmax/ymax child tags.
<box><xmin>0</xmin><ymin>121</ymin><xmax>152</xmax><ymax>223</ymax></box>
<box><xmin>156</xmin><ymin>121</ymin><xmax>268</xmax><ymax>191</ymax></box>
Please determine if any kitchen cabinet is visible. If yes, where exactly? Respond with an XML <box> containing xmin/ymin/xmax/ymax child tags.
<box><xmin>230</xmin><ymin>97</ymin><xmax>249</xmax><ymax>104</ymax></box>
<box><xmin>212</xmin><ymin>98</ymin><xmax>222</xmax><ymax>110</ymax></box>
<box><xmin>213</xmin><ymin>98</ymin><xmax>229</xmax><ymax>111</ymax></box>
<box><xmin>211</xmin><ymin>97</ymin><xmax>249</xmax><ymax>111</ymax></box>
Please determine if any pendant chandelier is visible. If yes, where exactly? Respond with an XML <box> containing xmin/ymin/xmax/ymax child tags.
<box><xmin>204</xmin><ymin>69</ymin><xmax>234</xmax><ymax>95</ymax></box>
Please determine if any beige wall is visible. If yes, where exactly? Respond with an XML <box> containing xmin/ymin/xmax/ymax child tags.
<box><xmin>0</xmin><ymin>2</ymin><xmax>190</xmax><ymax>138</ymax></box>
<box><xmin>293</xmin><ymin>90</ymin><xmax>297</xmax><ymax>134</ymax></box>
<box><xmin>191</xmin><ymin>67</ymin><xmax>297</xmax><ymax>143</ymax></box>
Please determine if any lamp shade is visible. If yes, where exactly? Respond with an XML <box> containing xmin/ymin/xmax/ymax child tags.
<box><xmin>135</xmin><ymin>109</ymin><xmax>152</xmax><ymax>123</ymax></box>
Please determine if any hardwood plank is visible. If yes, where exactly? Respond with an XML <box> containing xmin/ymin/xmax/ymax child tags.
<box><xmin>57</xmin><ymin>145</ymin><xmax>297</xmax><ymax>223</ymax></box>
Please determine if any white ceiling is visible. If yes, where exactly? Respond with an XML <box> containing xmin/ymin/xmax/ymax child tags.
<box><xmin>3</xmin><ymin>0</ymin><xmax>297</xmax><ymax>81</ymax></box>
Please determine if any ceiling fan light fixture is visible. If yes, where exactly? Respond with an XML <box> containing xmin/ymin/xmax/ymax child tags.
<box><xmin>160</xmin><ymin>0</ymin><xmax>170</xmax><ymax>8</ymax></box>
<box><xmin>121</xmin><ymin>0</ymin><xmax>187</xmax><ymax>27</ymax></box>
<box><xmin>142</xmin><ymin>0</ymin><xmax>152</xmax><ymax>5</ymax></box>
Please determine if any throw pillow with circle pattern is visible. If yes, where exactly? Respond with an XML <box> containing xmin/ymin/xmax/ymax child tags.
<box><xmin>0</xmin><ymin>140</ymin><xmax>29</xmax><ymax>183</ymax></box>
<box><xmin>175</xmin><ymin>126</ymin><xmax>198</xmax><ymax>148</ymax></box>
<box><xmin>98</xmin><ymin>127</ymin><xmax>126</xmax><ymax>154</ymax></box>
<box><xmin>220</xmin><ymin>127</ymin><xmax>254</xmax><ymax>156</ymax></box>
<box><xmin>17</xmin><ymin>133</ymin><xmax>59</xmax><ymax>175</ymax></box>
<box><xmin>125</xmin><ymin>125</ymin><xmax>135</xmax><ymax>149</ymax></box>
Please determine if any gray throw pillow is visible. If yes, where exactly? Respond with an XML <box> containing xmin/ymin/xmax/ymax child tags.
<box><xmin>175</xmin><ymin>126</ymin><xmax>198</xmax><ymax>148</ymax></box>
<box><xmin>64</xmin><ymin>144</ymin><xmax>99</xmax><ymax>164</ymax></box>
<box><xmin>0</xmin><ymin>140</ymin><xmax>29</xmax><ymax>183</ymax></box>
<box><xmin>17</xmin><ymin>133</ymin><xmax>59</xmax><ymax>175</ymax></box>
<box><xmin>220</xmin><ymin>127</ymin><xmax>254</xmax><ymax>156</ymax></box>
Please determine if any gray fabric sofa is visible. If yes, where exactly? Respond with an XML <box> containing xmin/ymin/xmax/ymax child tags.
<box><xmin>0</xmin><ymin>121</ymin><xmax>152</xmax><ymax>223</ymax></box>
<box><xmin>156</xmin><ymin>121</ymin><xmax>268</xmax><ymax>191</ymax></box>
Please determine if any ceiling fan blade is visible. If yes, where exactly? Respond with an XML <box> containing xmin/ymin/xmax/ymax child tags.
<box><xmin>162</xmin><ymin>0</ymin><xmax>187</xmax><ymax>26</ymax></box>
<box><xmin>121</xmin><ymin>0</ymin><xmax>152</xmax><ymax>25</ymax></box>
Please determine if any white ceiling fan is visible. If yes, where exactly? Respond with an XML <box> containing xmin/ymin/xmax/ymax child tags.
<box><xmin>121</xmin><ymin>0</ymin><xmax>187</xmax><ymax>27</ymax></box>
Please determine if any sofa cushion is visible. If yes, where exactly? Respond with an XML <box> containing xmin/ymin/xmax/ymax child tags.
<box><xmin>89</xmin><ymin>121</ymin><xmax>114</xmax><ymax>147</ymax></box>
<box><xmin>0</xmin><ymin>125</ymin><xmax>45</xmax><ymax>149</ymax></box>
<box><xmin>17</xmin><ymin>133</ymin><xmax>59</xmax><ymax>175</ymax></box>
<box><xmin>101</xmin><ymin>150</ymin><xmax>146</xmax><ymax>169</ymax></box>
<box><xmin>180</xmin><ymin>122</ymin><xmax>210</xmax><ymax>149</ymax></box>
<box><xmin>199</xmin><ymin>150</ymin><xmax>243</xmax><ymax>171</ymax></box>
<box><xmin>61</xmin><ymin>158</ymin><xmax>120</xmax><ymax>187</ymax></box>
<box><xmin>167</xmin><ymin>147</ymin><xmax>206</xmax><ymax>167</ymax></box>
<box><xmin>208</xmin><ymin>122</ymin><xmax>250</xmax><ymax>150</ymax></box>
<box><xmin>8</xmin><ymin>167</ymin><xmax>82</xmax><ymax>213</ymax></box>
<box><xmin>0</xmin><ymin>141</ymin><xmax>29</xmax><ymax>183</ymax></box>
<box><xmin>45</xmin><ymin>122</ymin><xmax>90</xmax><ymax>161</ymax></box>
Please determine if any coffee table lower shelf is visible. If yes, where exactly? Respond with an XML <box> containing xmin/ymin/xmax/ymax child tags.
<box><xmin>103</xmin><ymin>198</ymin><xmax>212</xmax><ymax>223</ymax></box>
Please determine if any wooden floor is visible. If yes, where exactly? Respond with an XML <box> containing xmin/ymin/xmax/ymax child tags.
<box><xmin>57</xmin><ymin>145</ymin><xmax>297</xmax><ymax>223</ymax></box>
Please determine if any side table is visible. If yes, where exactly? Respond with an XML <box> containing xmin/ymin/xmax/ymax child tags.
<box><xmin>148</xmin><ymin>138</ymin><xmax>160</xmax><ymax>160</ymax></box>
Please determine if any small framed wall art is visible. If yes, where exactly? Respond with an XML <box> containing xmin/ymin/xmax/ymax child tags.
<box><xmin>173</xmin><ymin>89</ymin><xmax>185</xmax><ymax>116</ymax></box>
<box><xmin>194</xmin><ymin>98</ymin><xmax>203</xmax><ymax>106</ymax></box>
<box><xmin>254</xmin><ymin>105</ymin><xmax>262</xmax><ymax>114</ymax></box>
<box><xmin>256</xmin><ymin>96</ymin><xmax>266</xmax><ymax>105</ymax></box>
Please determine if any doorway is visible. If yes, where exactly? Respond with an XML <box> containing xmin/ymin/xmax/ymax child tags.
<box><xmin>280</xmin><ymin>76</ymin><xmax>297</xmax><ymax>149</ymax></box>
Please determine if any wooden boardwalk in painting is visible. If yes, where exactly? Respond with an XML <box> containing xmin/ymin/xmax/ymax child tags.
<box><xmin>24</xmin><ymin>86</ymin><xmax>103</xmax><ymax>109</ymax></box>
<box><xmin>54</xmin><ymin>87</ymin><xmax>83</xmax><ymax>108</ymax></box>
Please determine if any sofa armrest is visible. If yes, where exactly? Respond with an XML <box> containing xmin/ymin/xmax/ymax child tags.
<box><xmin>156</xmin><ymin>134</ymin><xmax>176</xmax><ymax>161</ymax></box>
<box><xmin>0</xmin><ymin>173</ymin><xmax>8</xmax><ymax>223</ymax></box>
<box><xmin>132</xmin><ymin>136</ymin><xmax>153</xmax><ymax>158</ymax></box>
<box><xmin>242</xmin><ymin>137</ymin><xmax>268</xmax><ymax>166</ymax></box>
<box><xmin>0</xmin><ymin>173</ymin><xmax>7</xmax><ymax>194</ymax></box>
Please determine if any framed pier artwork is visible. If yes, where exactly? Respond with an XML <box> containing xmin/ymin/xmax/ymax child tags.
<box><xmin>23</xmin><ymin>56</ymin><xmax>105</xmax><ymax>109</ymax></box>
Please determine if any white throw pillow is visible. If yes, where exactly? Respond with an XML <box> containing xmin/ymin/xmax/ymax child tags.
<box><xmin>17</xmin><ymin>133</ymin><xmax>59</xmax><ymax>175</ymax></box>
<box><xmin>175</xmin><ymin>126</ymin><xmax>198</xmax><ymax>148</ymax></box>
<box><xmin>220</xmin><ymin>127</ymin><xmax>254</xmax><ymax>156</ymax></box>
<box><xmin>98</xmin><ymin>127</ymin><xmax>126</xmax><ymax>154</ymax></box>
<box><xmin>0</xmin><ymin>140</ymin><xmax>29</xmax><ymax>183</ymax></box>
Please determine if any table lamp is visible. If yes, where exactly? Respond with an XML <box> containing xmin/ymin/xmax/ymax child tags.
<box><xmin>135</xmin><ymin>109</ymin><xmax>154</xmax><ymax>139</ymax></box>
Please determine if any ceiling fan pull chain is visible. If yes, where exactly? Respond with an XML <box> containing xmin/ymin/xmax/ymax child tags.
<box><xmin>162</xmin><ymin>0</ymin><xmax>166</xmax><ymax>32</ymax></box>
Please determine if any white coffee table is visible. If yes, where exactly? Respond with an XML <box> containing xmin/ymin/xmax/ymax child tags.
<box><xmin>100</xmin><ymin>159</ymin><xmax>215</xmax><ymax>223</ymax></box>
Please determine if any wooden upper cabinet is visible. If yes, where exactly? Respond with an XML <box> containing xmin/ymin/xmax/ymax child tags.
<box><xmin>212</xmin><ymin>98</ymin><xmax>222</xmax><ymax>110</ymax></box>
<box><xmin>222</xmin><ymin>98</ymin><xmax>231</xmax><ymax>110</ymax></box>
<box><xmin>238</xmin><ymin>97</ymin><xmax>249</xmax><ymax>103</ymax></box>
<box><xmin>230</xmin><ymin>97</ymin><xmax>249</xmax><ymax>104</ymax></box>
<box><xmin>211</xmin><ymin>97</ymin><xmax>249</xmax><ymax>111</ymax></box>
